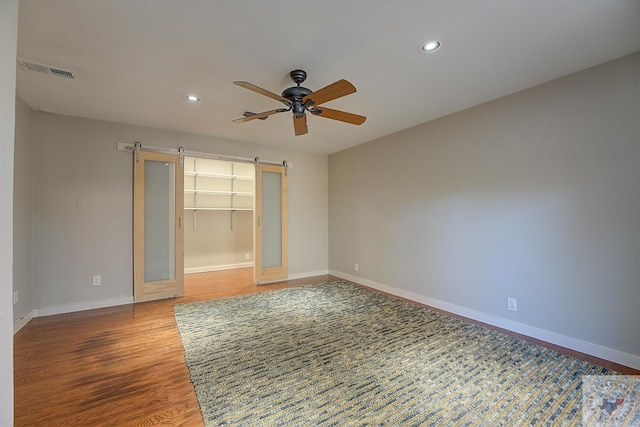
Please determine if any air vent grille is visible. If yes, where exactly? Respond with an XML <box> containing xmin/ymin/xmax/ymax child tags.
<box><xmin>17</xmin><ymin>59</ymin><xmax>77</xmax><ymax>79</ymax></box>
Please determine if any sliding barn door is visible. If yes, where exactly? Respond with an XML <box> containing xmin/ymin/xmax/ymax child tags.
<box><xmin>133</xmin><ymin>151</ymin><xmax>184</xmax><ymax>302</ymax></box>
<box><xmin>255</xmin><ymin>164</ymin><xmax>288</xmax><ymax>284</ymax></box>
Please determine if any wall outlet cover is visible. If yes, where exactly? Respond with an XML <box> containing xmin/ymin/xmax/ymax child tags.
<box><xmin>507</xmin><ymin>297</ymin><xmax>517</xmax><ymax>312</ymax></box>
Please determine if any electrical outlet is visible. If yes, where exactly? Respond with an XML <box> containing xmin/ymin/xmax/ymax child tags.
<box><xmin>354</xmin><ymin>263</ymin><xmax>359</xmax><ymax>272</ymax></box>
<box><xmin>507</xmin><ymin>297</ymin><xmax>518</xmax><ymax>312</ymax></box>
<box><xmin>245</xmin><ymin>253</ymin><xmax>251</xmax><ymax>261</ymax></box>
<box><xmin>92</xmin><ymin>275</ymin><xmax>101</xmax><ymax>287</ymax></box>
<box><xmin>13</xmin><ymin>290</ymin><xmax>18</xmax><ymax>305</ymax></box>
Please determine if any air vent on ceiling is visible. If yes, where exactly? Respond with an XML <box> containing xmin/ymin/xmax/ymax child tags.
<box><xmin>17</xmin><ymin>59</ymin><xmax>77</xmax><ymax>80</ymax></box>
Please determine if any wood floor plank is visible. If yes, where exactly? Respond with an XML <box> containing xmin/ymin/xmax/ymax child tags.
<box><xmin>14</xmin><ymin>269</ymin><xmax>637</xmax><ymax>425</ymax></box>
<box><xmin>14</xmin><ymin>269</ymin><xmax>335</xmax><ymax>426</ymax></box>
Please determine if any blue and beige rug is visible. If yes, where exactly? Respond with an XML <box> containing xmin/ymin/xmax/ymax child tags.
<box><xmin>174</xmin><ymin>281</ymin><xmax>636</xmax><ymax>426</ymax></box>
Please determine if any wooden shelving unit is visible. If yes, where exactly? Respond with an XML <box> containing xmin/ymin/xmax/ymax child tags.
<box><xmin>184</xmin><ymin>158</ymin><xmax>255</xmax><ymax>229</ymax></box>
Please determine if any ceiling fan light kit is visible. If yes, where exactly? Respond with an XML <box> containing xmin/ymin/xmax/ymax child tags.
<box><xmin>233</xmin><ymin>69</ymin><xmax>366</xmax><ymax>136</ymax></box>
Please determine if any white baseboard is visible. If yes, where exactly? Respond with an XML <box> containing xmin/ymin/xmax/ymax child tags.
<box><xmin>13</xmin><ymin>296</ymin><xmax>134</xmax><ymax>334</ymax></box>
<box><xmin>185</xmin><ymin>262</ymin><xmax>253</xmax><ymax>274</ymax></box>
<box><xmin>13</xmin><ymin>309</ymin><xmax>37</xmax><ymax>334</ymax></box>
<box><xmin>35</xmin><ymin>296</ymin><xmax>134</xmax><ymax>318</ymax></box>
<box><xmin>12</xmin><ymin>268</ymin><xmax>328</xmax><ymax>332</ymax></box>
<box><xmin>330</xmin><ymin>270</ymin><xmax>640</xmax><ymax>371</ymax></box>
<box><xmin>255</xmin><ymin>270</ymin><xmax>331</xmax><ymax>285</ymax></box>
<box><xmin>288</xmin><ymin>270</ymin><xmax>330</xmax><ymax>280</ymax></box>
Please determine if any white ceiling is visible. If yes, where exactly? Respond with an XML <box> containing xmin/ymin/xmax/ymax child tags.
<box><xmin>16</xmin><ymin>0</ymin><xmax>640</xmax><ymax>154</ymax></box>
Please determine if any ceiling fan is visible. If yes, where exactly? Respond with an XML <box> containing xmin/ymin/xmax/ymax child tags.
<box><xmin>233</xmin><ymin>69</ymin><xmax>366</xmax><ymax>136</ymax></box>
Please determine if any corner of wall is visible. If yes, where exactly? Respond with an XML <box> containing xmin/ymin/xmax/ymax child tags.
<box><xmin>13</xmin><ymin>95</ymin><xmax>35</xmax><ymax>324</ymax></box>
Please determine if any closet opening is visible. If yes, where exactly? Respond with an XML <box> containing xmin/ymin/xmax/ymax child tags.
<box><xmin>127</xmin><ymin>141</ymin><xmax>289</xmax><ymax>300</ymax></box>
<box><xmin>183</xmin><ymin>156</ymin><xmax>255</xmax><ymax>279</ymax></box>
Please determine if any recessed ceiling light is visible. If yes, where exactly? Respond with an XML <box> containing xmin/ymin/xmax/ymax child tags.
<box><xmin>419</xmin><ymin>40</ymin><xmax>441</xmax><ymax>53</ymax></box>
<box><xmin>186</xmin><ymin>94</ymin><xmax>200</xmax><ymax>102</ymax></box>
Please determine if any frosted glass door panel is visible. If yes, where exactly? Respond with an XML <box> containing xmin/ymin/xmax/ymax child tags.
<box><xmin>254</xmin><ymin>163</ymin><xmax>287</xmax><ymax>284</ymax></box>
<box><xmin>261</xmin><ymin>171</ymin><xmax>282</xmax><ymax>268</ymax></box>
<box><xmin>144</xmin><ymin>160</ymin><xmax>176</xmax><ymax>282</ymax></box>
<box><xmin>133</xmin><ymin>150</ymin><xmax>184</xmax><ymax>302</ymax></box>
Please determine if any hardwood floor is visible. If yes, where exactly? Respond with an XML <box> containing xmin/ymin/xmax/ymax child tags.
<box><xmin>14</xmin><ymin>269</ymin><xmax>336</xmax><ymax>426</ymax></box>
<box><xmin>14</xmin><ymin>269</ymin><xmax>638</xmax><ymax>426</ymax></box>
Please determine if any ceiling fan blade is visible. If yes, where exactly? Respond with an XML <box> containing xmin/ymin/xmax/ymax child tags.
<box><xmin>233</xmin><ymin>81</ymin><xmax>292</xmax><ymax>105</ymax></box>
<box><xmin>311</xmin><ymin>106</ymin><xmax>366</xmax><ymax>125</ymax></box>
<box><xmin>233</xmin><ymin>108</ymin><xmax>288</xmax><ymax>123</ymax></box>
<box><xmin>302</xmin><ymin>79</ymin><xmax>356</xmax><ymax>106</ymax></box>
<box><xmin>293</xmin><ymin>113</ymin><xmax>308</xmax><ymax>136</ymax></box>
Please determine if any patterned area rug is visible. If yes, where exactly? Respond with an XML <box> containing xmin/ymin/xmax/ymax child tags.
<box><xmin>174</xmin><ymin>281</ymin><xmax>619</xmax><ymax>426</ymax></box>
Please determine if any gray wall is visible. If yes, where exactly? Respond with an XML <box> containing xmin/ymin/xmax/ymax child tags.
<box><xmin>1</xmin><ymin>0</ymin><xmax>18</xmax><ymax>423</ymax></box>
<box><xmin>14</xmin><ymin>97</ymin><xmax>34</xmax><ymax>323</ymax></box>
<box><xmin>184</xmin><ymin>211</ymin><xmax>254</xmax><ymax>270</ymax></box>
<box><xmin>329</xmin><ymin>53</ymin><xmax>640</xmax><ymax>363</ymax></box>
<box><xmin>30</xmin><ymin>113</ymin><xmax>328</xmax><ymax>312</ymax></box>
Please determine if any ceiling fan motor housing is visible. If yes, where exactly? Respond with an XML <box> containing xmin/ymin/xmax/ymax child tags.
<box><xmin>282</xmin><ymin>85</ymin><xmax>313</xmax><ymax>118</ymax></box>
<box><xmin>281</xmin><ymin>86</ymin><xmax>312</xmax><ymax>100</ymax></box>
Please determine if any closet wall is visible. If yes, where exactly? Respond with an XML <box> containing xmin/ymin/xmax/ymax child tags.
<box><xmin>184</xmin><ymin>157</ymin><xmax>255</xmax><ymax>273</ymax></box>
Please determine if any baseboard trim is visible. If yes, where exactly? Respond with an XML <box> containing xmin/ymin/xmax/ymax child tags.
<box><xmin>35</xmin><ymin>296</ymin><xmax>134</xmax><ymax>318</ymax></box>
<box><xmin>288</xmin><ymin>270</ymin><xmax>330</xmax><ymax>280</ymax></box>
<box><xmin>330</xmin><ymin>270</ymin><xmax>640</xmax><ymax>371</ymax></box>
<box><xmin>13</xmin><ymin>268</ymin><xmax>328</xmax><ymax>331</ymax></box>
<box><xmin>185</xmin><ymin>262</ymin><xmax>253</xmax><ymax>274</ymax></box>
<box><xmin>13</xmin><ymin>309</ymin><xmax>37</xmax><ymax>334</ymax></box>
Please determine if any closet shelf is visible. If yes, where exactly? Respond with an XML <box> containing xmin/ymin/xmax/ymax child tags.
<box><xmin>185</xmin><ymin>158</ymin><xmax>255</xmax><ymax>230</ymax></box>
<box><xmin>184</xmin><ymin>189</ymin><xmax>253</xmax><ymax>197</ymax></box>
<box><xmin>184</xmin><ymin>207</ymin><xmax>253</xmax><ymax>211</ymax></box>
<box><xmin>185</xmin><ymin>171</ymin><xmax>253</xmax><ymax>180</ymax></box>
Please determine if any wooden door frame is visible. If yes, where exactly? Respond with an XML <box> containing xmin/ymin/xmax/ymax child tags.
<box><xmin>254</xmin><ymin>163</ymin><xmax>288</xmax><ymax>284</ymax></box>
<box><xmin>133</xmin><ymin>150</ymin><xmax>184</xmax><ymax>302</ymax></box>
